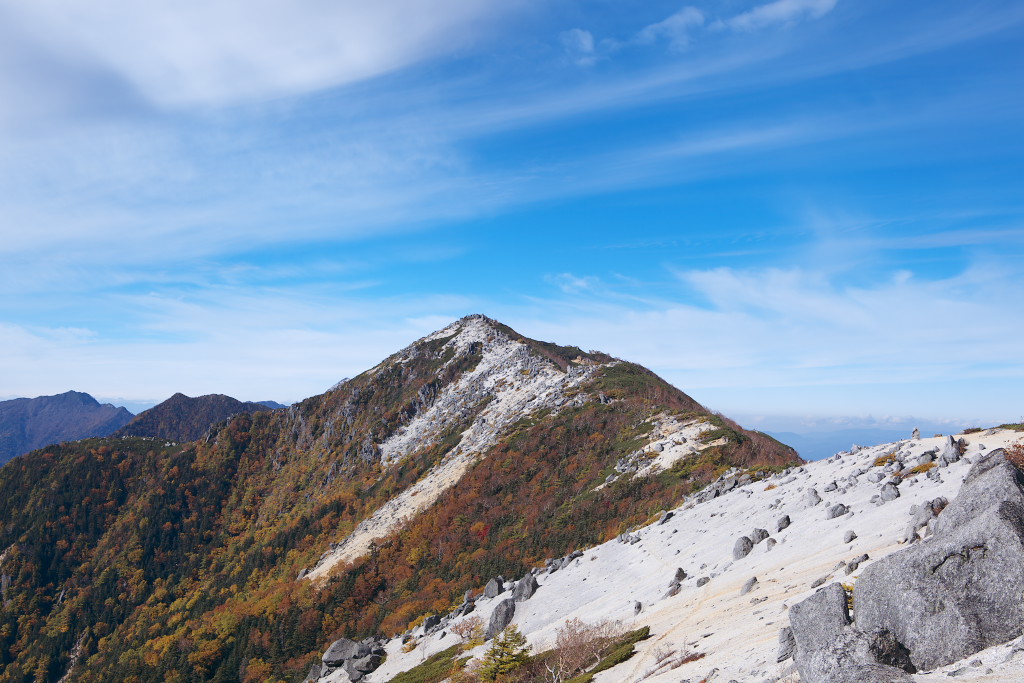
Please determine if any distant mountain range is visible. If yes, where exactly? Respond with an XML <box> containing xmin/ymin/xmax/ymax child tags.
<box><xmin>0</xmin><ymin>391</ymin><xmax>287</xmax><ymax>465</ymax></box>
<box><xmin>114</xmin><ymin>392</ymin><xmax>280</xmax><ymax>442</ymax></box>
<box><xmin>0</xmin><ymin>391</ymin><xmax>132</xmax><ymax>464</ymax></box>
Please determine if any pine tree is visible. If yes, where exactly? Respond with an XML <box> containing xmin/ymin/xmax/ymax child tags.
<box><xmin>479</xmin><ymin>625</ymin><xmax>531</xmax><ymax>682</ymax></box>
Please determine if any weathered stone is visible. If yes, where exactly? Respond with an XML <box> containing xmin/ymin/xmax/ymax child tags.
<box><xmin>422</xmin><ymin>614</ymin><xmax>441</xmax><ymax>632</ymax></box>
<box><xmin>826</xmin><ymin>503</ymin><xmax>848</xmax><ymax>519</ymax></box>
<box><xmin>740</xmin><ymin>576</ymin><xmax>758</xmax><ymax>595</ymax></box>
<box><xmin>912</xmin><ymin>428</ymin><xmax>920</xmax><ymax>440</ymax></box>
<box><xmin>484</xmin><ymin>577</ymin><xmax>505</xmax><ymax>598</ymax></box>
<box><xmin>934</xmin><ymin>449</ymin><xmax>1022</xmax><ymax>536</ymax></box>
<box><xmin>323</xmin><ymin>638</ymin><xmax>368</xmax><ymax>667</ymax></box>
<box><xmin>765</xmin><ymin>538</ymin><xmax>777</xmax><ymax>551</ymax></box>
<box><xmin>880</xmin><ymin>482</ymin><xmax>900</xmax><ymax>502</ymax></box>
<box><xmin>303</xmin><ymin>662</ymin><xmax>323</xmax><ymax>682</ymax></box>
<box><xmin>844</xmin><ymin>530</ymin><xmax>857</xmax><ymax>543</ymax></box>
<box><xmin>805</xmin><ymin>488</ymin><xmax>822</xmax><ymax>506</ymax></box>
<box><xmin>789</xmin><ymin>584</ymin><xmax>914</xmax><ymax>683</ymax></box>
<box><xmin>633</xmin><ymin>600</ymin><xmax>642</xmax><ymax>615</ymax></box>
<box><xmin>674</xmin><ymin>567</ymin><xmax>687</xmax><ymax>582</ymax></box>
<box><xmin>512</xmin><ymin>572</ymin><xmax>538</xmax><ymax>602</ymax></box>
<box><xmin>823</xmin><ymin>481</ymin><xmax>838</xmax><ymax>492</ymax></box>
<box><xmin>485</xmin><ymin>598</ymin><xmax>516</xmax><ymax>639</ymax></box>
<box><xmin>658</xmin><ymin>510</ymin><xmax>674</xmax><ymax>525</ymax></box>
<box><xmin>350</xmin><ymin>653</ymin><xmax>383</xmax><ymax>673</ymax></box>
<box><xmin>776</xmin><ymin>626</ymin><xmax>796</xmax><ymax>663</ymax></box>
<box><xmin>733</xmin><ymin>536</ymin><xmax>754</xmax><ymax>560</ymax></box>
<box><xmin>750</xmin><ymin>528</ymin><xmax>769</xmax><ymax>544</ymax></box>
<box><xmin>696</xmin><ymin>576</ymin><xmax>710</xmax><ymax>587</ymax></box>
<box><xmin>856</xmin><ymin>500</ymin><xmax>1024</xmax><ymax>671</ymax></box>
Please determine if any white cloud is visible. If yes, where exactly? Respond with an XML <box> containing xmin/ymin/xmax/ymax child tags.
<box><xmin>501</xmin><ymin>262</ymin><xmax>1024</xmax><ymax>422</ymax></box>
<box><xmin>0</xmin><ymin>0</ymin><xmax>522</xmax><ymax>115</ymax></box>
<box><xmin>722</xmin><ymin>0</ymin><xmax>838</xmax><ymax>32</ymax></box>
<box><xmin>560</xmin><ymin>28</ymin><xmax>597</xmax><ymax>66</ymax></box>
<box><xmin>636</xmin><ymin>6</ymin><xmax>705</xmax><ymax>49</ymax></box>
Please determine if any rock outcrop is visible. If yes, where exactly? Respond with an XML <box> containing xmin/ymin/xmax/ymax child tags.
<box><xmin>791</xmin><ymin>449</ymin><xmax>1024</xmax><ymax>679</ymax></box>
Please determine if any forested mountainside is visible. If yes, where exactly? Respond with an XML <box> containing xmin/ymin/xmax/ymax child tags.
<box><xmin>0</xmin><ymin>315</ymin><xmax>799</xmax><ymax>683</ymax></box>
<box><xmin>0</xmin><ymin>391</ymin><xmax>132</xmax><ymax>465</ymax></box>
<box><xmin>113</xmin><ymin>393</ymin><xmax>275</xmax><ymax>442</ymax></box>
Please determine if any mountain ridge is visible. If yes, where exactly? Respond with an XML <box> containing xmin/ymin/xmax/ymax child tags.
<box><xmin>113</xmin><ymin>392</ymin><xmax>276</xmax><ymax>442</ymax></box>
<box><xmin>0</xmin><ymin>314</ymin><xmax>800</xmax><ymax>683</ymax></box>
<box><xmin>0</xmin><ymin>390</ymin><xmax>133</xmax><ymax>464</ymax></box>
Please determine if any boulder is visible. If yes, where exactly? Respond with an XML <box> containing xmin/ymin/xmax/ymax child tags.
<box><xmin>776</xmin><ymin>626</ymin><xmax>796</xmax><ymax>663</ymax></box>
<box><xmin>856</xmin><ymin>500</ymin><xmax>1024</xmax><ymax>670</ymax></box>
<box><xmin>512</xmin><ymin>572</ymin><xmax>538</xmax><ymax>602</ymax></box>
<box><xmin>673</xmin><ymin>567</ymin><xmax>687</xmax><ymax>582</ymax></box>
<box><xmin>880</xmin><ymin>482</ymin><xmax>900</xmax><ymax>502</ymax></box>
<box><xmin>750</xmin><ymin>528</ymin><xmax>769</xmax><ymax>544</ymax></box>
<box><xmin>696</xmin><ymin>577</ymin><xmax>710</xmax><ymax>587</ymax></box>
<box><xmin>484</xmin><ymin>577</ymin><xmax>505</xmax><ymax>598</ymax></box>
<box><xmin>789</xmin><ymin>584</ymin><xmax>914</xmax><ymax>683</ymax></box>
<box><xmin>349</xmin><ymin>653</ymin><xmax>383</xmax><ymax>673</ymax></box>
<box><xmin>422</xmin><ymin>614</ymin><xmax>441</xmax><ymax>632</ymax></box>
<box><xmin>303</xmin><ymin>662</ymin><xmax>323</xmax><ymax>682</ymax></box>
<box><xmin>776</xmin><ymin>514</ymin><xmax>791</xmax><ymax>532</ymax></box>
<box><xmin>826</xmin><ymin>503</ymin><xmax>848</xmax><ymax>519</ymax></box>
<box><xmin>740</xmin><ymin>576</ymin><xmax>757</xmax><ymax>595</ymax></box>
<box><xmin>843</xmin><ymin>530</ymin><xmax>857</xmax><ymax>543</ymax></box>
<box><xmin>933</xmin><ymin>449</ymin><xmax>1022</xmax><ymax>536</ymax></box>
<box><xmin>805</xmin><ymin>488</ymin><xmax>822</xmax><ymax>506</ymax></box>
<box><xmin>485</xmin><ymin>598</ymin><xmax>516</xmax><ymax>639</ymax></box>
<box><xmin>323</xmin><ymin>638</ymin><xmax>368</xmax><ymax>667</ymax></box>
<box><xmin>733</xmin><ymin>536</ymin><xmax>754</xmax><ymax>560</ymax></box>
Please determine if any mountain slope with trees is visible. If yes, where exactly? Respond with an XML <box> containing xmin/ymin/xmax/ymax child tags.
<box><xmin>113</xmin><ymin>393</ymin><xmax>275</xmax><ymax>442</ymax></box>
<box><xmin>0</xmin><ymin>315</ymin><xmax>799</xmax><ymax>683</ymax></box>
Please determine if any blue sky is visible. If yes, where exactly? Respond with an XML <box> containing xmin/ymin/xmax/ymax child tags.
<box><xmin>0</xmin><ymin>0</ymin><xmax>1022</xmax><ymax>430</ymax></box>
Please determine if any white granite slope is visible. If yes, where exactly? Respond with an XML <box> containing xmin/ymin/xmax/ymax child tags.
<box><xmin>354</xmin><ymin>428</ymin><xmax>1024</xmax><ymax>683</ymax></box>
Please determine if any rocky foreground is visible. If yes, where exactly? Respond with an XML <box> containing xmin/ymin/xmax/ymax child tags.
<box><xmin>309</xmin><ymin>427</ymin><xmax>1024</xmax><ymax>682</ymax></box>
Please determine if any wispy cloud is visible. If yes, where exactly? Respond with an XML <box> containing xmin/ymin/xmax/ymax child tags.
<box><xmin>560</xmin><ymin>28</ymin><xmax>598</xmax><ymax>66</ymax></box>
<box><xmin>636</xmin><ymin>7</ymin><xmax>706</xmax><ymax>49</ymax></box>
<box><xmin>718</xmin><ymin>0</ymin><xmax>838</xmax><ymax>32</ymax></box>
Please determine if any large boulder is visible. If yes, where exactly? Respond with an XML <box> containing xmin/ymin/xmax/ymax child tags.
<box><xmin>323</xmin><ymin>638</ymin><xmax>369</xmax><ymax>667</ymax></box>
<box><xmin>856</xmin><ymin>499</ymin><xmax>1024</xmax><ymax>670</ymax></box>
<box><xmin>733</xmin><ymin>536</ymin><xmax>753</xmax><ymax>560</ymax></box>
<box><xmin>484</xmin><ymin>576</ymin><xmax>505</xmax><ymax>598</ymax></box>
<box><xmin>512</xmin><ymin>572</ymin><xmax>538</xmax><ymax>602</ymax></box>
<box><xmin>789</xmin><ymin>583</ymin><xmax>914</xmax><ymax>683</ymax></box>
<box><xmin>485</xmin><ymin>598</ymin><xmax>516</xmax><ymax>639</ymax></box>
<box><xmin>933</xmin><ymin>449</ymin><xmax>1022</xmax><ymax>536</ymax></box>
